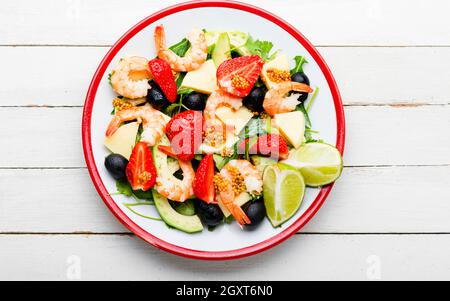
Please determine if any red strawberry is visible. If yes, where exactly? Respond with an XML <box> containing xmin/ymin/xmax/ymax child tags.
<box><xmin>148</xmin><ymin>58</ymin><xmax>177</xmax><ymax>103</ymax></box>
<box><xmin>216</xmin><ymin>55</ymin><xmax>264</xmax><ymax>97</ymax></box>
<box><xmin>193</xmin><ymin>154</ymin><xmax>216</xmax><ymax>204</ymax></box>
<box><xmin>157</xmin><ymin>145</ymin><xmax>177</xmax><ymax>158</ymax></box>
<box><xmin>166</xmin><ymin>110</ymin><xmax>204</xmax><ymax>161</ymax></box>
<box><xmin>238</xmin><ymin>134</ymin><xmax>289</xmax><ymax>160</ymax></box>
<box><xmin>126</xmin><ymin>142</ymin><xmax>157</xmax><ymax>191</ymax></box>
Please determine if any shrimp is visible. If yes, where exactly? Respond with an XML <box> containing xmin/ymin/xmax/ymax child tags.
<box><xmin>106</xmin><ymin>105</ymin><xmax>166</xmax><ymax>146</ymax></box>
<box><xmin>154</xmin><ymin>25</ymin><xmax>207</xmax><ymax>72</ymax></box>
<box><xmin>215</xmin><ymin>160</ymin><xmax>263</xmax><ymax>225</ymax></box>
<box><xmin>156</xmin><ymin>160</ymin><xmax>195</xmax><ymax>202</ymax></box>
<box><xmin>202</xmin><ymin>89</ymin><xmax>243</xmax><ymax>151</ymax></box>
<box><xmin>110</xmin><ymin>56</ymin><xmax>152</xmax><ymax>99</ymax></box>
<box><xmin>263</xmin><ymin>81</ymin><xmax>313</xmax><ymax>116</ymax></box>
<box><xmin>204</xmin><ymin>89</ymin><xmax>243</xmax><ymax>120</ymax></box>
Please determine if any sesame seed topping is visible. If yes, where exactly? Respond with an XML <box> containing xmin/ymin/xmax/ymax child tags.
<box><xmin>266</xmin><ymin>68</ymin><xmax>291</xmax><ymax>83</ymax></box>
<box><xmin>138</xmin><ymin>172</ymin><xmax>152</xmax><ymax>184</ymax></box>
<box><xmin>112</xmin><ymin>98</ymin><xmax>133</xmax><ymax>112</ymax></box>
<box><xmin>231</xmin><ymin>75</ymin><xmax>250</xmax><ymax>90</ymax></box>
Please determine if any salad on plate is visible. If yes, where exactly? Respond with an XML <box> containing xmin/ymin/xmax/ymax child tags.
<box><xmin>103</xmin><ymin>25</ymin><xmax>343</xmax><ymax>233</ymax></box>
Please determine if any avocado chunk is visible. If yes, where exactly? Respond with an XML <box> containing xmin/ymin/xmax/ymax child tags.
<box><xmin>212</xmin><ymin>32</ymin><xmax>231</xmax><ymax>67</ymax></box>
<box><xmin>152</xmin><ymin>135</ymin><xmax>203</xmax><ymax>233</ymax></box>
<box><xmin>152</xmin><ymin>190</ymin><xmax>203</xmax><ymax>234</ymax></box>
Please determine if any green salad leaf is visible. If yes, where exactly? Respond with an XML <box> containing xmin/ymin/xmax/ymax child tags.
<box><xmin>169</xmin><ymin>38</ymin><xmax>191</xmax><ymax>56</ymax></box>
<box><xmin>296</xmin><ymin>102</ymin><xmax>312</xmax><ymax>128</ymax></box>
<box><xmin>244</xmin><ymin>35</ymin><xmax>278</xmax><ymax>62</ymax></box>
<box><xmin>123</xmin><ymin>202</ymin><xmax>161</xmax><ymax>221</ymax></box>
<box><xmin>290</xmin><ymin>56</ymin><xmax>308</xmax><ymax>75</ymax></box>
<box><xmin>113</xmin><ymin>180</ymin><xmax>154</xmax><ymax>203</ymax></box>
<box><xmin>108</xmin><ymin>72</ymin><xmax>114</xmax><ymax>87</ymax></box>
<box><xmin>170</xmin><ymin>199</ymin><xmax>196</xmax><ymax>216</ymax></box>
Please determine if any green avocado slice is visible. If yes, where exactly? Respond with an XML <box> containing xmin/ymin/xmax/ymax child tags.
<box><xmin>152</xmin><ymin>135</ymin><xmax>203</xmax><ymax>234</ymax></box>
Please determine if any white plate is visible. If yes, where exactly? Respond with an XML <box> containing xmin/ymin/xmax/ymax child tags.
<box><xmin>82</xmin><ymin>1</ymin><xmax>345</xmax><ymax>260</ymax></box>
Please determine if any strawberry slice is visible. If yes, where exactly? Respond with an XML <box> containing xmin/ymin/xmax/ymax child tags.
<box><xmin>157</xmin><ymin>145</ymin><xmax>177</xmax><ymax>158</ymax></box>
<box><xmin>148</xmin><ymin>58</ymin><xmax>177</xmax><ymax>103</ymax></box>
<box><xmin>166</xmin><ymin>110</ymin><xmax>204</xmax><ymax>161</ymax></box>
<box><xmin>216</xmin><ymin>55</ymin><xmax>264</xmax><ymax>97</ymax></box>
<box><xmin>193</xmin><ymin>154</ymin><xmax>216</xmax><ymax>203</ymax></box>
<box><xmin>238</xmin><ymin>134</ymin><xmax>289</xmax><ymax>160</ymax></box>
<box><xmin>126</xmin><ymin>142</ymin><xmax>157</xmax><ymax>191</ymax></box>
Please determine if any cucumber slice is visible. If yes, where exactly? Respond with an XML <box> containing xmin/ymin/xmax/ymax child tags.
<box><xmin>212</xmin><ymin>32</ymin><xmax>231</xmax><ymax>67</ymax></box>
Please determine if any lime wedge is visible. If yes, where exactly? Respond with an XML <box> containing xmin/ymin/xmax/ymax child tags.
<box><xmin>227</xmin><ymin>31</ymin><xmax>248</xmax><ymax>47</ymax></box>
<box><xmin>204</xmin><ymin>31</ymin><xmax>248</xmax><ymax>48</ymax></box>
<box><xmin>263</xmin><ymin>165</ymin><xmax>305</xmax><ymax>227</ymax></box>
<box><xmin>282</xmin><ymin>142</ymin><xmax>343</xmax><ymax>187</ymax></box>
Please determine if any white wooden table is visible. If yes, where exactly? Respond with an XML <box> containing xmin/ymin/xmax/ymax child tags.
<box><xmin>1</xmin><ymin>0</ymin><xmax>449</xmax><ymax>280</ymax></box>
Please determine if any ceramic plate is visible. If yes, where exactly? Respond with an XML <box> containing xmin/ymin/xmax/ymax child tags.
<box><xmin>82</xmin><ymin>0</ymin><xmax>345</xmax><ymax>260</ymax></box>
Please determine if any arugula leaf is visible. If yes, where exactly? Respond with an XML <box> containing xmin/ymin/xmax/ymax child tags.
<box><xmin>170</xmin><ymin>200</ymin><xmax>196</xmax><ymax>216</ymax></box>
<box><xmin>244</xmin><ymin>35</ymin><xmax>278</xmax><ymax>62</ymax></box>
<box><xmin>207</xmin><ymin>44</ymin><xmax>215</xmax><ymax>60</ymax></box>
<box><xmin>169</xmin><ymin>38</ymin><xmax>191</xmax><ymax>56</ymax></box>
<box><xmin>115</xmin><ymin>180</ymin><xmax>134</xmax><ymax>197</ymax></box>
<box><xmin>306</xmin><ymin>86</ymin><xmax>319</xmax><ymax>112</ymax></box>
<box><xmin>290</xmin><ymin>56</ymin><xmax>308</xmax><ymax>75</ymax></box>
<box><xmin>296</xmin><ymin>102</ymin><xmax>312</xmax><ymax>128</ymax></box>
<box><xmin>108</xmin><ymin>72</ymin><xmax>114</xmax><ymax>87</ymax></box>
<box><xmin>164</xmin><ymin>103</ymin><xmax>182</xmax><ymax>116</ymax></box>
<box><xmin>135</xmin><ymin>124</ymin><xmax>143</xmax><ymax>143</ymax></box>
<box><xmin>224</xmin><ymin>215</ymin><xmax>235</xmax><ymax>224</ymax></box>
<box><xmin>123</xmin><ymin>202</ymin><xmax>161</xmax><ymax>221</ymax></box>
<box><xmin>177</xmin><ymin>87</ymin><xmax>194</xmax><ymax>95</ymax></box>
<box><xmin>175</xmin><ymin>72</ymin><xmax>186</xmax><ymax>89</ymax></box>
<box><xmin>132</xmin><ymin>189</ymin><xmax>154</xmax><ymax>202</ymax></box>
<box><xmin>114</xmin><ymin>180</ymin><xmax>154</xmax><ymax>203</ymax></box>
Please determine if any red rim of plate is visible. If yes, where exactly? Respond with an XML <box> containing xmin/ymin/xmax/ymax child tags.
<box><xmin>82</xmin><ymin>0</ymin><xmax>346</xmax><ymax>260</ymax></box>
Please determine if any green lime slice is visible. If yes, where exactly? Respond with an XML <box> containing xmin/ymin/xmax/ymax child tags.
<box><xmin>282</xmin><ymin>142</ymin><xmax>343</xmax><ymax>187</ymax></box>
<box><xmin>227</xmin><ymin>31</ymin><xmax>248</xmax><ymax>47</ymax></box>
<box><xmin>204</xmin><ymin>31</ymin><xmax>248</xmax><ymax>48</ymax></box>
<box><xmin>263</xmin><ymin>165</ymin><xmax>305</xmax><ymax>227</ymax></box>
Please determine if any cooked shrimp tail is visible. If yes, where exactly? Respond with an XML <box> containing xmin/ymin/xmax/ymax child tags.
<box><xmin>154</xmin><ymin>25</ymin><xmax>207</xmax><ymax>72</ymax></box>
<box><xmin>105</xmin><ymin>105</ymin><xmax>166</xmax><ymax>146</ymax></box>
<box><xmin>263</xmin><ymin>81</ymin><xmax>313</xmax><ymax>116</ymax></box>
<box><xmin>156</xmin><ymin>159</ymin><xmax>195</xmax><ymax>202</ymax></box>
<box><xmin>216</xmin><ymin>160</ymin><xmax>263</xmax><ymax>225</ymax></box>
<box><xmin>110</xmin><ymin>56</ymin><xmax>152</xmax><ymax>99</ymax></box>
<box><xmin>220</xmin><ymin>186</ymin><xmax>251</xmax><ymax>225</ymax></box>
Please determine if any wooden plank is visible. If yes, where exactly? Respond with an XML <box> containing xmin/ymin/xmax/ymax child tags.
<box><xmin>0</xmin><ymin>47</ymin><xmax>108</xmax><ymax>107</ymax></box>
<box><xmin>0</xmin><ymin>234</ymin><xmax>449</xmax><ymax>280</ymax></box>
<box><xmin>2</xmin><ymin>46</ymin><xmax>450</xmax><ymax>107</ymax></box>
<box><xmin>1</xmin><ymin>166</ymin><xmax>449</xmax><ymax>233</ymax></box>
<box><xmin>344</xmin><ymin>105</ymin><xmax>450</xmax><ymax>166</ymax></box>
<box><xmin>0</xmin><ymin>108</ymin><xmax>85</xmax><ymax>168</ymax></box>
<box><xmin>0</xmin><ymin>105</ymin><xmax>448</xmax><ymax>168</ymax></box>
<box><xmin>2</xmin><ymin>0</ymin><xmax>450</xmax><ymax>46</ymax></box>
<box><xmin>319</xmin><ymin>47</ymin><xmax>450</xmax><ymax>105</ymax></box>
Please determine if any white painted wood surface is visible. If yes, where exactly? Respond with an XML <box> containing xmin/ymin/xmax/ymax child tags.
<box><xmin>0</xmin><ymin>0</ymin><xmax>449</xmax><ymax>280</ymax></box>
<box><xmin>1</xmin><ymin>234</ymin><xmax>449</xmax><ymax>280</ymax></box>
